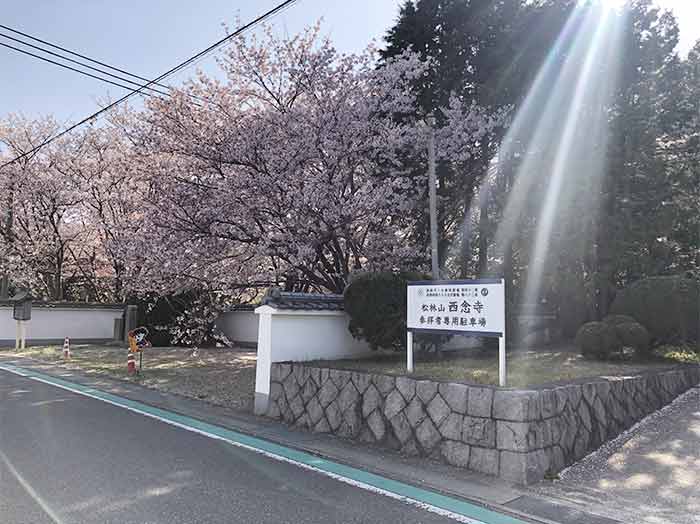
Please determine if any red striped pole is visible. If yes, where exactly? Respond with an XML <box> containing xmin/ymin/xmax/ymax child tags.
<box><xmin>127</xmin><ymin>351</ymin><xmax>136</xmax><ymax>374</ymax></box>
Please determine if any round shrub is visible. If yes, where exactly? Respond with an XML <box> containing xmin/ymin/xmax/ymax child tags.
<box><xmin>610</xmin><ymin>276</ymin><xmax>699</xmax><ymax>344</ymax></box>
<box><xmin>614</xmin><ymin>322</ymin><xmax>651</xmax><ymax>355</ymax></box>
<box><xmin>575</xmin><ymin>321</ymin><xmax>621</xmax><ymax>360</ymax></box>
<box><xmin>602</xmin><ymin>314</ymin><xmax>637</xmax><ymax>327</ymax></box>
<box><xmin>344</xmin><ymin>271</ymin><xmax>426</xmax><ymax>350</ymax></box>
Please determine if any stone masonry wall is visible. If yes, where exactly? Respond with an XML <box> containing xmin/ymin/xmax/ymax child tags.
<box><xmin>266</xmin><ymin>364</ymin><xmax>700</xmax><ymax>484</ymax></box>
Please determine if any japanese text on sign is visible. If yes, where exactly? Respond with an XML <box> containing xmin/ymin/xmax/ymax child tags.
<box><xmin>406</xmin><ymin>280</ymin><xmax>505</xmax><ymax>336</ymax></box>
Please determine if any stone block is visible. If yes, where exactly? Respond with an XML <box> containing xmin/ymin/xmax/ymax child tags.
<box><xmin>427</xmin><ymin>393</ymin><xmax>450</xmax><ymax>426</ymax></box>
<box><xmin>352</xmin><ymin>372</ymin><xmax>372</xmax><ymax>394</ymax></box>
<box><xmin>496</xmin><ymin>420</ymin><xmax>530</xmax><ymax>452</ymax></box>
<box><xmin>282</xmin><ymin>375</ymin><xmax>300</xmax><ymax>401</ymax></box>
<box><xmin>373</xmin><ymin>374</ymin><xmax>396</xmax><ymax>395</ymax></box>
<box><xmin>401</xmin><ymin>438</ymin><xmax>421</xmax><ymax>456</ymax></box>
<box><xmin>340</xmin><ymin>406</ymin><xmax>361</xmax><ymax>438</ymax></box>
<box><xmin>439</xmin><ymin>413</ymin><xmax>463</xmax><ymax>441</ymax></box>
<box><xmin>554</xmin><ymin>387</ymin><xmax>569</xmax><ymax>414</ymax></box>
<box><xmin>578</xmin><ymin>401</ymin><xmax>593</xmax><ymax>433</ymax></box>
<box><xmin>416</xmin><ymin>417</ymin><xmax>442</xmax><ymax>452</ymax></box>
<box><xmin>595</xmin><ymin>380</ymin><xmax>611</xmax><ymax>401</ymax></box>
<box><xmin>540</xmin><ymin>390</ymin><xmax>555</xmax><ymax>419</ymax></box>
<box><xmin>271</xmin><ymin>363</ymin><xmax>292</xmax><ymax>383</ymax></box>
<box><xmin>362</xmin><ymin>384</ymin><xmax>382</xmax><ymax>417</ymax></box>
<box><xmin>441</xmin><ymin>441</ymin><xmax>471</xmax><ymax>468</ymax></box>
<box><xmin>384</xmin><ymin>389</ymin><xmax>407</xmax><ymax>420</ymax></box>
<box><xmin>300</xmin><ymin>379</ymin><xmax>317</xmax><ymax>404</ymax></box>
<box><xmin>499</xmin><ymin>450</ymin><xmax>549</xmax><ymax>484</ymax></box>
<box><xmin>469</xmin><ymin>447</ymin><xmax>499</xmax><ymax>477</ymax></box>
<box><xmin>307</xmin><ymin>397</ymin><xmax>324</xmax><ymax>425</ymax></box>
<box><xmin>416</xmin><ymin>380</ymin><xmax>438</xmax><ymax>404</ymax></box>
<box><xmin>318</xmin><ymin>379</ymin><xmax>340</xmax><ymax>408</ymax></box>
<box><xmin>566</xmin><ymin>385</ymin><xmax>582</xmax><ymax>410</ymax></box>
<box><xmin>296</xmin><ymin>412</ymin><xmax>310</xmax><ymax>429</ymax></box>
<box><xmin>358</xmin><ymin>426</ymin><xmax>375</xmax><ymax>443</ymax></box>
<box><xmin>582</xmin><ymin>382</ymin><xmax>598</xmax><ymax>406</ymax></box>
<box><xmin>338</xmin><ymin>381</ymin><xmax>360</xmax><ymax>413</ymax></box>
<box><xmin>546</xmin><ymin>445</ymin><xmax>566</xmax><ymax>474</ymax></box>
<box><xmin>292</xmin><ymin>365</ymin><xmax>307</xmax><ymax>386</ymax></box>
<box><xmin>493</xmin><ymin>390</ymin><xmax>541</xmax><ymax>422</ymax></box>
<box><xmin>405</xmin><ymin>397</ymin><xmax>427</xmax><ymax>427</ymax></box>
<box><xmin>330</xmin><ymin>369</ymin><xmax>351</xmax><ymax>389</ymax></box>
<box><xmin>326</xmin><ymin>400</ymin><xmax>342</xmax><ymax>431</ymax></box>
<box><xmin>314</xmin><ymin>417</ymin><xmax>331</xmax><ymax>433</ymax></box>
<box><xmin>266</xmin><ymin>399</ymin><xmax>281</xmax><ymax>419</ymax></box>
<box><xmin>307</xmin><ymin>367</ymin><xmax>321</xmax><ymax>387</ymax></box>
<box><xmin>467</xmin><ymin>387</ymin><xmax>493</xmax><ymax>418</ymax></box>
<box><xmin>462</xmin><ymin>416</ymin><xmax>496</xmax><ymax>447</ymax></box>
<box><xmin>367</xmin><ymin>410</ymin><xmax>386</xmax><ymax>441</ymax></box>
<box><xmin>396</xmin><ymin>376</ymin><xmax>416</xmax><ymax>402</ymax></box>
<box><xmin>269</xmin><ymin>382</ymin><xmax>284</xmax><ymax>403</ymax></box>
<box><xmin>439</xmin><ymin>383</ymin><xmax>468</xmax><ymax>414</ymax></box>
<box><xmin>390</xmin><ymin>412</ymin><xmax>413</xmax><ymax>444</ymax></box>
<box><xmin>288</xmin><ymin>394</ymin><xmax>304</xmax><ymax>420</ymax></box>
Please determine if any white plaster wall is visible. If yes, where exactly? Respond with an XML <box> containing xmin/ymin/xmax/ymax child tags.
<box><xmin>215</xmin><ymin>310</ymin><xmax>258</xmax><ymax>345</ymax></box>
<box><xmin>268</xmin><ymin>312</ymin><xmax>370</xmax><ymax>363</ymax></box>
<box><xmin>254</xmin><ymin>306</ymin><xmax>372</xmax><ymax>413</ymax></box>
<box><xmin>0</xmin><ymin>306</ymin><xmax>123</xmax><ymax>342</ymax></box>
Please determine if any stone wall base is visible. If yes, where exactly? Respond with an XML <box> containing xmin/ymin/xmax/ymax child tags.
<box><xmin>266</xmin><ymin>363</ymin><xmax>700</xmax><ymax>484</ymax></box>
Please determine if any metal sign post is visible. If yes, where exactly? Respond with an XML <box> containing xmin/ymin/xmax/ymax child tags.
<box><xmin>406</xmin><ymin>279</ymin><xmax>507</xmax><ymax>386</ymax></box>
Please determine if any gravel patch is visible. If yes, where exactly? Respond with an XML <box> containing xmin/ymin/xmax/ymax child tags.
<box><xmin>530</xmin><ymin>384</ymin><xmax>700</xmax><ymax>524</ymax></box>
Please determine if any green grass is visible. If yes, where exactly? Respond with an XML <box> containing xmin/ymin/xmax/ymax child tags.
<box><xmin>315</xmin><ymin>345</ymin><xmax>696</xmax><ymax>387</ymax></box>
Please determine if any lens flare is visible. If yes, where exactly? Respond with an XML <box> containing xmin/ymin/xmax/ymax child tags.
<box><xmin>445</xmin><ymin>2</ymin><xmax>629</xmax><ymax>345</ymax></box>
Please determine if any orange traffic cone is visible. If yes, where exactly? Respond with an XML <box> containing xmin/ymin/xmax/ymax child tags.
<box><xmin>127</xmin><ymin>351</ymin><xmax>136</xmax><ymax>374</ymax></box>
<box><xmin>63</xmin><ymin>337</ymin><xmax>71</xmax><ymax>359</ymax></box>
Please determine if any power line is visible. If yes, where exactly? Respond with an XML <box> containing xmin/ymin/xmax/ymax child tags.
<box><xmin>0</xmin><ymin>0</ymin><xmax>299</xmax><ymax>170</ymax></box>
<box><xmin>0</xmin><ymin>23</ymin><xmax>174</xmax><ymax>92</ymax></box>
<box><xmin>0</xmin><ymin>40</ymin><xmax>169</xmax><ymax>97</ymax></box>
<box><xmin>0</xmin><ymin>31</ymin><xmax>169</xmax><ymax>96</ymax></box>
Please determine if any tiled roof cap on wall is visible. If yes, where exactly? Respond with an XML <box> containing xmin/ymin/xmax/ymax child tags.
<box><xmin>261</xmin><ymin>287</ymin><xmax>344</xmax><ymax>311</ymax></box>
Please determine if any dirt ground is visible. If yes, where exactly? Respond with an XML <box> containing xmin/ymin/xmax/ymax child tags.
<box><xmin>315</xmin><ymin>344</ymin><xmax>695</xmax><ymax>387</ymax></box>
<box><xmin>0</xmin><ymin>344</ymin><xmax>256</xmax><ymax>412</ymax></box>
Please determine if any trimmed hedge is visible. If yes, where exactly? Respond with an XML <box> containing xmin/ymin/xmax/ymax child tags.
<box><xmin>614</xmin><ymin>321</ymin><xmax>651</xmax><ymax>355</ymax></box>
<box><xmin>575</xmin><ymin>321</ymin><xmax>621</xmax><ymax>360</ymax></box>
<box><xmin>610</xmin><ymin>276</ymin><xmax>699</xmax><ymax>344</ymax></box>
<box><xmin>344</xmin><ymin>272</ymin><xmax>427</xmax><ymax>350</ymax></box>
<box><xmin>603</xmin><ymin>314</ymin><xmax>637</xmax><ymax>327</ymax></box>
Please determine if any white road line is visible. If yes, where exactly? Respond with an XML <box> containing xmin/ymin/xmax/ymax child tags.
<box><xmin>0</xmin><ymin>365</ymin><xmax>489</xmax><ymax>524</ymax></box>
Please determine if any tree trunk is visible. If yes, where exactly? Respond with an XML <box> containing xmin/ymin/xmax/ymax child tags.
<box><xmin>459</xmin><ymin>187</ymin><xmax>473</xmax><ymax>278</ymax></box>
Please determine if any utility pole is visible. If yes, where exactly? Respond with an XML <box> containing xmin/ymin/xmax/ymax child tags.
<box><xmin>427</xmin><ymin>114</ymin><xmax>439</xmax><ymax>280</ymax></box>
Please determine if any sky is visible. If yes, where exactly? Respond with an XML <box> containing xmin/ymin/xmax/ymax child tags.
<box><xmin>0</xmin><ymin>0</ymin><xmax>698</xmax><ymax>123</ymax></box>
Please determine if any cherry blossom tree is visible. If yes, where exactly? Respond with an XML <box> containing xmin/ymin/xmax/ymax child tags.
<box><xmin>128</xmin><ymin>25</ymin><xmax>505</xmax><ymax>294</ymax></box>
<box><xmin>0</xmin><ymin>115</ymin><xmax>86</xmax><ymax>300</ymax></box>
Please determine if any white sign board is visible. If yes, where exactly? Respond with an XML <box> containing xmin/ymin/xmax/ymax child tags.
<box><xmin>406</xmin><ymin>279</ymin><xmax>505</xmax><ymax>337</ymax></box>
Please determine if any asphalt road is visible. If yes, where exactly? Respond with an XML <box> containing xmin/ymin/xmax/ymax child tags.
<box><xmin>0</xmin><ymin>369</ymin><xmax>465</xmax><ymax>524</ymax></box>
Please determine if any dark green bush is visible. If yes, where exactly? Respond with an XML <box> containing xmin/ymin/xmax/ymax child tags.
<box><xmin>614</xmin><ymin>322</ymin><xmax>651</xmax><ymax>355</ymax></box>
<box><xmin>575</xmin><ymin>321</ymin><xmax>621</xmax><ymax>360</ymax></box>
<box><xmin>344</xmin><ymin>272</ymin><xmax>427</xmax><ymax>350</ymax></box>
<box><xmin>610</xmin><ymin>276</ymin><xmax>699</xmax><ymax>344</ymax></box>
